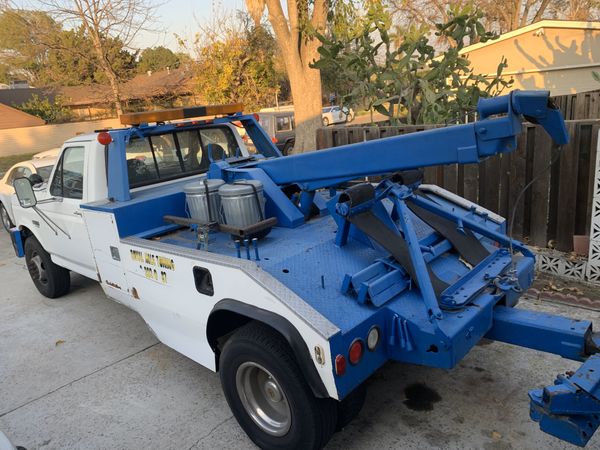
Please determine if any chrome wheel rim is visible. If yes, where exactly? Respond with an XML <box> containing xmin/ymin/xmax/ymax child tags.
<box><xmin>235</xmin><ymin>362</ymin><xmax>291</xmax><ymax>436</ymax></box>
<box><xmin>28</xmin><ymin>253</ymin><xmax>48</xmax><ymax>286</ymax></box>
<box><xmin>1</xmin><ymin>207</ymin><xmax>10</xmax><ymax>230</ymax></box>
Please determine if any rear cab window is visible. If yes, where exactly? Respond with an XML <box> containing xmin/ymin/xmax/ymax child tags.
<box><xmin>126</xmin><ymin>125</ymin><xmax>242</xmax><ymax>188</ymax></box>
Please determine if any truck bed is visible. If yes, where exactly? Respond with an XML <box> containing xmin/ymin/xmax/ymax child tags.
<box><xmin>151</xmin><ymin>212</ymin><xmax>473</xmax><ymax>335</ymax></box>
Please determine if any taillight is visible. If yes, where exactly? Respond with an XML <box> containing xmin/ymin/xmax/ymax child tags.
<box><xmin>271</xmin><ymin>136</ymin><xmax>278</xmax><ymax>144</ymax></box>
<box><xmin>348</xmin><ymin>339</ymin><xmax>364</xmax><ymax>365</ymax></box>
<box><xmin>335</xmin><ymin>354</ymin><xmax>346</xmax><ymax>376</ymax></box>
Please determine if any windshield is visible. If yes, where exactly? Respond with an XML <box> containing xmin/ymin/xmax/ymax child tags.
<box><xmin>36</xmin><ymin>165</ymin><xmax>54</xmax><ymax>182</ymax></box>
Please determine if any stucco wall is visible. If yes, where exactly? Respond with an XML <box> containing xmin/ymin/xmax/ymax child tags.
<box><xmin>464</xmin><ymin>26</ymin><xmax>600</xmax><ymax>96</ymax></box>
<box><xmin>0</xmin><ymin>118</ymin><xmax>121</xmax><ymax>157</ymax></box>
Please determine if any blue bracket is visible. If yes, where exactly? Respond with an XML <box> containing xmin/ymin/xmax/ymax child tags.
<box><xmin>439</xmin><ymin>248</ymin><xmax>514</xmax><ymax>309</ymax></box>
<box><xmin>529</xmin><ymin>355</ymin><xmax>600</xmax><ymax>447</ymax></box>
<box><xmin>342</xmin><ymin>257</ymin><xmax>410</xmax><ymax>307</ymax></box>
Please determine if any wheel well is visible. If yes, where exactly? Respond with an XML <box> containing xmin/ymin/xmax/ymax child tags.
<box><xmin>19</xmin><ymin>226</ymin><xmax>34</xmax><ymax>239</ymax></box>
<box><xmin>207</xmin><ymin>299</ymin><xmax>329</xmax><ymax>398</ymax></box>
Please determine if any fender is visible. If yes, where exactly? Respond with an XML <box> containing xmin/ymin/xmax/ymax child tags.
<box><xmin>207</xmin><ymin>298</ymin><xmax>330</xmax><ymax>398</ymax></box>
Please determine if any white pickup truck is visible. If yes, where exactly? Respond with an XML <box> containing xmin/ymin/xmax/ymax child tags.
<box><xmin>9</xmin><ymin>99</ymin><xmax>600</xmax><ymax>449</ymax></box>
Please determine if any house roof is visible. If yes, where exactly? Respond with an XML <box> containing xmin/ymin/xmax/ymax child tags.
<box><xmin>58</xmin><ymin>68</ymin><xmax>196</xmax><ymax>107</ymax></box>
<box><xmin>460</xmin><ymin>20</ymin><xmax>600</xmax><ymax>54</ymax></box>
<box><xmin>0</xmin><ymin>88</ymin><xmax>55</xmax><ymax>108</ymax></box>
<box><xmin>0</xmin><ymin>103</ymin><xmax>45</xmax><ymax>129</ymax></box>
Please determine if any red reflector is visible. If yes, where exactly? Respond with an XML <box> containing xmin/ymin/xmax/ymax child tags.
<box><xmin>335</xmin><ymin>355</ymin><xmax>346</xmax><ymax>376</ymax></box>
<box><xmin>97</xmin><ymin>132</ymin><xmax>112</xmax><ymax>145</ymax></box>
<box><xmin>271</xmin><ymin>136</ymin><xmax>278</xmax><ymax>143</ymax></box>
<box><xmin>349</xmin><ymin>339</ymin><xmax>364</xmax><ymax>365</ymax></box>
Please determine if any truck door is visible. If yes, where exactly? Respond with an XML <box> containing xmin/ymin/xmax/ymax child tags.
<box><xmin>38</xmin><ymin>145</ymin><xmax>97</xmax><ymax>278</ymax></box>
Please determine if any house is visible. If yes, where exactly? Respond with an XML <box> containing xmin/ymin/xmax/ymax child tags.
<box><xmin>0</xmin><ymin>103</ymin><xmax>45</xmax><ymax>129</ymax></box>
<box><xmin>461</xmin><ymin>20</ymin><xmax>600</xmax><ymax>96</ymax></box>
<box><xmin>57</xmin><ymin>68</ymin><xmax>198</xmax><ymax>119</ymax></box>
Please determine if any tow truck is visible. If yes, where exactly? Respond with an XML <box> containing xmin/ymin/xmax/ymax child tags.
<box><xmin>8</xmin><ymin>92</ymin><xmax>600</xmax><ymax>449</ymax></box>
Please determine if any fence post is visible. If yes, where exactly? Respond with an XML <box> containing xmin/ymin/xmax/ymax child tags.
<box><xmin>586</xmin><ymin>128</ymin><xmax>600</xmax><ymax>282</ymax></box>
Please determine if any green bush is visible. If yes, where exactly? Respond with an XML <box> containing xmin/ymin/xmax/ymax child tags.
<box><xmin>15</xmin><ymin>94</ymin><xmax>73</xmax><ymax>123</ymax></box>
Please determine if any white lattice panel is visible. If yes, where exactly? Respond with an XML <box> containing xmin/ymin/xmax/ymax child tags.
<box><xmin>536</xmin><ymin>252</ymin><xmax>588</xmax><ymax>281</ymax></box>
<box><xmin>586</xmin><ymin>129</ymin><xmax>600</xmax><ymax>283</ymax></box>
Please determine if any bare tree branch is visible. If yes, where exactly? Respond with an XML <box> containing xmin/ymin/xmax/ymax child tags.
<box><xmin>36</xmin><ymin>0</ymin><xmax>159</xmax><ymax>114</ymax></box>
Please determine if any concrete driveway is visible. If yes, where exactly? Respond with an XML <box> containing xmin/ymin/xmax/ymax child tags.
<box><xmin>0</xmin><ymin>231</ymin><xmax>598</xmax><ymax>450</ymax></box>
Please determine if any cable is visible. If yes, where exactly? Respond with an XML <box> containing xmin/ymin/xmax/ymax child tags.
<box><xmin>507</xmin><ymin>144</ymin><xmax>564</xmax><ymax>285</ymax></box>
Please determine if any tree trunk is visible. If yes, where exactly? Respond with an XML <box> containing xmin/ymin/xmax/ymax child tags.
<box><xmin>89</xmin><ymin>32</ymin><xmax>124</xmax><ymax>115</ymax></box>
<box><xmin>257</xmin><ymin>0</ymin><xmax>326</xmax><ymax>154</ymax></box>
<box><xmin>103</xmin><ymin>65</ymin><xmax>124</xmax><ymax>116</ymax></box>
<box><xmin>285</xmin><ymin>53</ymin><xmax>322</xmax><ymax>153</ymax></box>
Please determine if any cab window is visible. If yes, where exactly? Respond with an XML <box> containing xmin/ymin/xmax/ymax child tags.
<box><xmin>199</xmin><ymin>127</ymin><xmax>240</xmax><ymax>159</ymax></box>
<box><xmin>50</xmin><ymin>147</ymin><xmax>85</xmax><ymax>199</ymax></box>
<box><xmin>125</xmin><ymin>126</ymin><xmax>241</xmax><ymax>188</ymax></box>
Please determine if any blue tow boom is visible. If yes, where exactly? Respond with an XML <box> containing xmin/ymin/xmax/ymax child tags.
<box><xmin>104</xmin><ymin>90</ymin><xmax>599</xmax><ymax>446</ymax></box>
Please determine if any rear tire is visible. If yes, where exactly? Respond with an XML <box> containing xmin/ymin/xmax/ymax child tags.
<box><xmin>282</xmin><ymin>141</ymin><xmax>294</xmax><ymax>156</ymax></box>
<box><xmin>219</xmin><ymin>322</ymin><xmax>337</xmax><ymax>450</ymax></box>
<box><xmin>1</xmin><ymin>204</ymin><xmax>13</xmax><ymax>231</ymax></box>
<box><xmin>24</xmin><ymin>236</ymin><xmax>70</xmax><ymax>298</ymax></box>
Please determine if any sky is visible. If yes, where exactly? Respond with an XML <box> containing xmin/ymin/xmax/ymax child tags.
<box><xmin>138</xmin><ymin>0</ymin><xmax>246</xmax><ymax>52</ymax></box>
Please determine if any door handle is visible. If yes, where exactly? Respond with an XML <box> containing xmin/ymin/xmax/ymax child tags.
<box><xmin>73</xmin><ymin>211</ymin><xmax>82</xmax><ymax>217</ymax></box>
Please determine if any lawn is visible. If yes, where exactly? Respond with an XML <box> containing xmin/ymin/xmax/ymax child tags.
<box><xmin>0</xmin><ymin>153</ymin><xmax>37</xmax><ymax>178</ymax></box>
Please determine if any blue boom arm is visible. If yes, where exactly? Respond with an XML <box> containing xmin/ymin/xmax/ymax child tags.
<box><xmin>250</xmin><ymin>90</ymin><xmax>568</xmax><ymax>191</ymax></box>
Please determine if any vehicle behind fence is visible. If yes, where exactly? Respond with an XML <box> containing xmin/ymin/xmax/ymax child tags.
<box><xmin>317</xmin><ymin>120</ymin><xmax>600</xmax><ymax>254</ymax></box>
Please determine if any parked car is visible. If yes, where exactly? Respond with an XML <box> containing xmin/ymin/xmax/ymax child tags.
<box><xmin>33</xmin><ymin>148</ymin><xmax>61</xmax><ymax>159</ymax></box>
<box><xmin>255</xmin><ymin>111</ymin><xmax>296</xmax><ymax>155</ymax></box>
<box><xmin>341</xmin><ymin>106</ymin><xmax>355</xmax><ymax>122</ymax></box>
<box><xmin>0</xmin><ymin>157</ymin><xmax>56</xmax><ymax>231</ymax></box>
<box><xmin>322</xmin><ymin>106</ymin><xmax>347</xmax><ymax>126</ymax></box>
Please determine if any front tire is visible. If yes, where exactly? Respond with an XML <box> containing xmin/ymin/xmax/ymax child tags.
<box><xmin>24</xmin><ymin>236</ymin><xmax>70</xmax><ymax>298</ymax></box>
<box><xmin>322</xmin><ymin>117</ymin><xmax>329</xmax><ymax>127</ymax></box>
<box><xmin>219</xmin><ymin>322</ymin><xmax>337</xmax><ymax>450</ymax></box>
<box><xmin>1</xmin><ymin>204</ymin><xmax>13</xmax><ymax>231</ymax></box>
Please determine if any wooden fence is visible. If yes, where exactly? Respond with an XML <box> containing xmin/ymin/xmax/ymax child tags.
<box><xmin>553</xmin><ymin>91</ymin><xmax>600</xmax><ymax>120</ymax></box>
<box><xmin>316</xmin><ymin>120</ymin><xmax>600</xmax><ymax>253</ymax></box>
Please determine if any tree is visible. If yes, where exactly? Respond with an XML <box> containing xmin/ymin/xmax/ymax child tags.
<box><xmin>193</xmin><ymin>13</ymin><xmax>282</xmax><ymax>111</ymax></box>
<box><xmin>15</xmin><ymin>94</ymin><xmax>72</xmax><ymax>123</ymax></box>
<box><xmin>246</xmin><ymin>0</ymin><xmax>328</xmax><ymax>153</ymax></box>
<box><xmin>0</xmin><ymin>10</ymin><xmax>62</xmax><ymax>83</ymax></box>
<box><xmin>138</xmin><ymin>46</ymin><xmax>180</xmax><ymax>74</ymax></box>
<box><xmin>389</xmin><ymin>0</ymin><xmax>600</xmax><ymax>33</ymax></box>
<box><xmin>315</xmin><ymin>4</ymin><xmax>511</xmax><ymax>124</ymax></box>
<box><xmin>0</xmin><ymin>9</ymin><xmax>137</xmax><ymax>87</ymax></box>
<box><xmin>40</xmin><ymin>0</ymin><xmax>158</xmax><ymax>115</ymax></box>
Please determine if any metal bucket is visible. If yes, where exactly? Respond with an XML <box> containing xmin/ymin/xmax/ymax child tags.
<box><xmin>184</xmin><ymin>179</ymin><xmax>225</xmax><ymax>224</ymax></box>
<box><xmin>218</xmin><ymin>180</ymin><xmax>265</xmax><ymax>228</ymax></box>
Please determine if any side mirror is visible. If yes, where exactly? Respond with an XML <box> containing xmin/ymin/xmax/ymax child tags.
<box><xmin>13</xmin><ymin>177</ymin><xmax>37</xmax><ymax>208</ymax></box>
<box><xmin>28</xmin><ymin>173</ymin><xmax>44</xmax><ymax>186</ymax></box>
